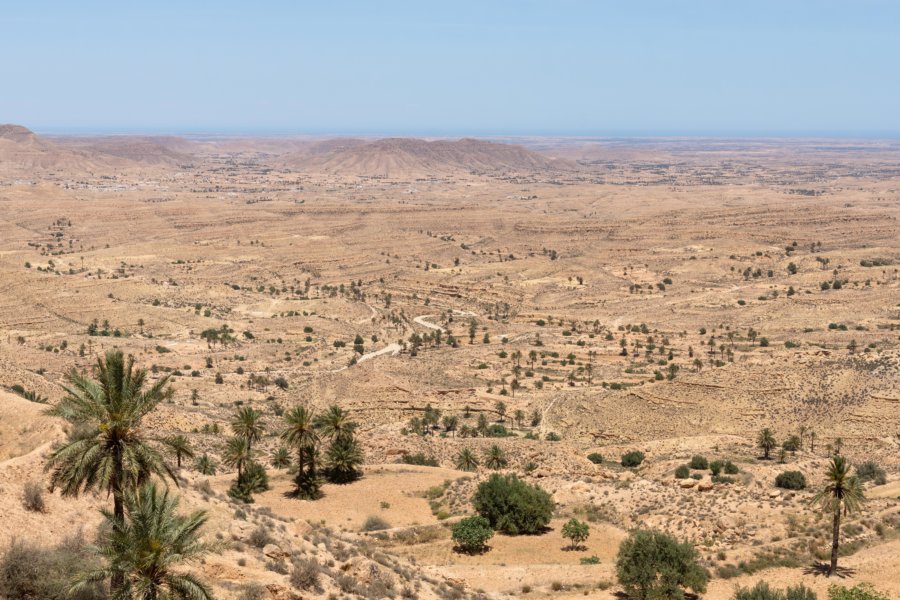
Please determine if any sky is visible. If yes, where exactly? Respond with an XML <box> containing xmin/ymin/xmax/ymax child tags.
<box><xmin>2</xmin><ymin>1</ymin><xmax>899</xmax><ymax>136</ymax></box>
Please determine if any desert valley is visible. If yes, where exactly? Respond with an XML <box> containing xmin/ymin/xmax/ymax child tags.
<box><xmin>0</xmin><ymin>124</ymin><xmax>898</xmax><ymax>599</ymax></box>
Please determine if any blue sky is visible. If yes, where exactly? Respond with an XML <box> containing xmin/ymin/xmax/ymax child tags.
<box><xmin>2</xmin><ymin>1</ymin><xmax>898</xmax><ymax>136</ymax></box>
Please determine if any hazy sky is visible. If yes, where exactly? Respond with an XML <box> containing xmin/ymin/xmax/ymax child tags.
<box><xmin>2</xmin><ymin>1</ymin><xmax>898</xmax><ymax>135</ymax></box>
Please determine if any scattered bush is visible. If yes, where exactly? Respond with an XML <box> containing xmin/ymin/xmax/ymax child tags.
<box><xmin>827</xmin><ymin>583</ymin><xmax>889</xmax><ymax>600</ymax></box>
<box><xmin>616</xmin><ymin>529</ymin><xmax>708</xmax><ymax>600</ymax></box>
<box><xmin>587</xmin><ymin>452</ymin><xmax>603</xmax><ymax>464</ymax></box>
<box><xmin>856</xmin><ymin>461</ymin><xmax>886</xmax><ymax>486</ymax></box>
<box><xmin>621</xmin><ymin>451</ymin><xmax>645</xmax><ymax>468</ymax></box>
<box><xmin>580</xmin><ymin>555</ymin><xmax>601</xmax><ymax>565</ymax></box>
<box><xmin>689</xmin><ymin>455</ymin><xmax>708</xmax><ymax>470</ymax></box>
<box><xmin>290</xmin><ymin>557</ymin><xmax>321</xmax><ymax>591</ymax></box>
<box><xmin>451</xmin><ymin>516</ymin><xmax>494</xmax><ymax>554</ymax></box>
<box><xmin>400</xmin><ymin>452</ymin><xmax>439</xmax><ymax>467</ymax></box>
<box><xmin>674</xmin><ymin>465</ymin><xmax>690</xmax><ymax>479</ymax></box>
<box><xmin>21</xmin><ymin>481</ymin><xmax>45</xmax><ymax>512</ymax></box>
<box><xmin>733</xmin><ymin>581</ymin><xmax>817</xmax><ymax>600</ymax></box>
<box><xmin>472</xmin><ymin>474</ymin><xmax>553</xmax><ymax>535</ymax></box>
<box><xmin>724</xmin><ymin>460</ymin><xmax>740</xmax><ymax>475</ymax></box>
<box><xmin>249</xmin><ymin>525</ymin><xmax>273</xmax><ymax>548</ymax></box>
<box><xmin>361</xmin><ymin>516</ymin><xmax>391</xmax><ymax>532</ymax></box>
<box><xmin>709</xmin><ymin>460</ymin><xmax>723</xmax><ymax>476</ymax></box>
<box><xmin>237</xmin><ymin>584</ymin><xmax>268</xmax><ymax>600</ymax></box>
<box><xmin>775</xmin><ymin>471</ymin><xmax>807</xmax><ymax>490</ymax></box>
<box><xmin>0</xmin><ymin>533</ymin><xmax>104</xmax><ymax>600</ymax></box>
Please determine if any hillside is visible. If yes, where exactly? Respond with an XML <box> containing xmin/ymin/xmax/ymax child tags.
<box><xmin>51</xmin><ymin>135</ymin><xmax>197</xmax><ymax>166</ymax></box>
<box><xmin>283</xmin><ymin>137</ymin><xmax>575</xmax><ymax>178</ymax></box>
<box><xmin>0</xmin><ymin>124</ymin><xmax>124</xmax><ymax>176</ymax></box>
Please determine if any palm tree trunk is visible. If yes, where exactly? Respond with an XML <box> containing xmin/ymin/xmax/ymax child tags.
<box><xmin>830</xmin><ymin>502</ymin><xmax>841</xmax><ymax>575</ymax></box>
<box><xmin>111</xmin><ymin>491</ymin><xmax>125</xmax><ymax>590</ymax></box>
<box><xmin>112</xmin><ymin>449</ymin><xmax>125</xmax><ymax>592</ymax></box>
<box><xmin>296</xmin><ymin>448</ymin><xmax>304</xmax><ymax>492</ymax></box>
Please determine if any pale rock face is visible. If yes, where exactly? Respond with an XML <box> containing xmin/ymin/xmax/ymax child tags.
<box><xmin>263</xmin><ymin>543</ymin><xmax>288</xmax><ymax>559</ymax></box>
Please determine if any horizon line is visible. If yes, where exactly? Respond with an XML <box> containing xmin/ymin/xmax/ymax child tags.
<box><xmin>23</xmin><ymin>125</ymin><xmax>900</xmax><ymax>140</ymax></box>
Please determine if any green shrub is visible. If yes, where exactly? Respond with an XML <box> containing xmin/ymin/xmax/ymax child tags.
<box><xmin>674</xmin><ymin>465</ymin><xmax>690</xmax><ymax>479</ymax></box>
<box><xmin>709</xmin><ymin>460</ymin><xmax>723</xmax><ymax>476</ymax></box>
<box><xmin>472</xmin><ymin>474</ymin><xmax>553</xmax><ymax>535</ymax></box>
<box><xmin>580</xmin><ymin>555</ymin><xmax>600</xmax><ymax>565</ymax></box>
<box><xmin>400</xmin><ymin>452</ymin><xmax>439</xmax><ymax>467</ymax></box>
<box><xmin>587</xmin><ymin>452</ymin><xmax>603</xmax><ymax>464</ymax></box>
<box><xmin>856</xmin><ymin>461</ymin><xmax>886</xmax><ymax>485</ymax></box>
<box><xmin>451</xmin><ymin>516</ymin><xmax>494</xmax><ymax>554</ymax></box>
<box><xmin>561</xmin><ymin>518</ymin><xmax>590</xmax><ymax>550</ymax></box>
<box><xmin>689</xmin><ymin>455</ymin><xmax>708</xmax><ymax>470</ymax></box>
<box><xmin>615</xmin><ymin>529</ymin><xmax>708</xmax><ymax>599</ymax></box>
<box><xmin>724</xmin><ymin>460</ymin><xmax>739</xmax><ymax>475</ymax></box>
<box><xmin>732</xmin><ymin>581</ymin><xmax>817</xmax><ymax>600</ymax></box>
<box><xmin>775</xmin><ymin>471</ymin><xmax>806</xmax><ymax>490</ymax></box>
<box><xmin>827</xmin><ymin>583</ymin><xmax>889</xmax><ymax>600</ymax></box>
<box><xmin>621</xmin><ymin>451</ymin><xmax>645</xmax><ymax>468</ymax></box>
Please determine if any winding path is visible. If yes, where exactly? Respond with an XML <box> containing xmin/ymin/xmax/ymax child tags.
<box><xmin>330</xmin><ymin>343</ymin><xmax>402</xmax><ymax>373</ymax></box>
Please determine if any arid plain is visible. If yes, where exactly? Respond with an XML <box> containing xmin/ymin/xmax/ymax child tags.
<box><xmin>1</xmin><ymin>125</ymin><xmax>898</xmax><ymax>599</ymax></box>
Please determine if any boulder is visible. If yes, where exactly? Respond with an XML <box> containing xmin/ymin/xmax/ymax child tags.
<box><xmin>679</xmin><ymin>479</ymin><xmax>697</xmax><ymax>489</ymax></box>
<box><xmin>263</xmin><ymin>543</ymin><xmax>288</xmax><ymax>559</ymax></box>
<box><xmin>697</xmin><ymin>481</ymin><xmax>714</xmax><ymax>492</ymax></box>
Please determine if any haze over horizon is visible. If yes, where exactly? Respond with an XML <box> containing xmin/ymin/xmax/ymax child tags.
<box><xmin>3</xmin><ymin>1</ymin><xmax>900</xmax><ymax>137</ymax></box>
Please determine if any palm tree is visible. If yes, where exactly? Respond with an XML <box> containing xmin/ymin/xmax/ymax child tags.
<box><xmin>809</xmin><ymin>431</ymin><xmax>817</xmax><ymax>453</ymax></box>
<box><xmin>231</xmin><ymin>407</ymin><xmax>264</xmax><ymax>454</ymax></box>
<box><xmin>222</xmin><ymin>437</ymin><xmax>250</xmax><ymax>481</ymax></box>
<box><xmin>454</xmin><ymin>448</ymin><xmax>479</xmax><ymax>472</ymax></box>
<box><xmin>476</xmin><ymin>413</ymin><xmax>489</xmax><ymax>437</ymax></box>
<box><xmin>271</xmin><ymin>447</ymin><xmax>291</xmax><ymax>469</ymax></box>
<box><xmin>45</xmin><ymin>350</ymin><xmax>176</xmax><ymax>593</ymax></box>
<box><xmin>195</xmin><ymin>454</ymin><xmax>216</xmax><ymax>476</ymax></box>
<box><xmin>514</xmin><ymin>409</ymin><xmax>525</xmax><ymax>430</ymax></box>
<box><xmin>324</xmin><ymin>435</ymin><xmax>363</xmax><ymax>483</ymax></box>
<box><xmin>165</xmin><ymin>434</ymin><xmax>194</xmax><ymax>469</ymax></box>
<box><xmin>484</xmin><ymin>444</ymin><xmax>508</xmax><ymax>470</ymax></box>
<box><xmin>315</xmin><ymin>405</ymin><xmax>356</xmax><ymax>441</ymax></box>
<box><xmin>73</xmin><ymin>483</ymin><xmax>215</xmax><ymax>600</ymax></box>
<box><xmin>281</xmin><ymin>406</ymin><xmax>321</xmax><ymax>499</ymax></box>
<box><xmin>757</xmin><ymin>428</ymin><xmax>776</xmax><ymax>460</ymax></box>
<box><xmin>442</xmin><ymin>415</ymin><xmax>459</xmax><ymax>436</ymax></box>
<box><xmin>812</xmin><ymin>455</ymin><xmax>865</xmax><ymax>576</ymax></box>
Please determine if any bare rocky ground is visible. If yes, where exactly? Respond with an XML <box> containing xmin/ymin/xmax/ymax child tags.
<box><xmin>0</xmin><ymin>133</ymin><xmax>898</xmax><ymax>598</ymax></box>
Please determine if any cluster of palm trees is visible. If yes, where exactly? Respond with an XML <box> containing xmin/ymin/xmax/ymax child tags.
<box><xmin>281</xmin><ymin>404</ymin><xmax>363</xmax><ymax>499</ymax></box>
<box><xmin>756</xmin><ymin>427</ymin><xmax>866</xmax><ymax>576</ymax></box>
<box><xmin>42</xmin><ymin>350</ymin><xmax>367</xmax><ymax>598</ymax></box>
<box><xmin>454</xmin><ymin>444</ymin><xmax>507</xmax><ymax>472</ymax></box>
<box><xmin>45</xmin><ymin>350</ymin><xmax>215</xmax><ymax>599</ymax></box>
<box><xmin>215</xmin><ymin>400</ymin><xmax>364</xmax><ymax>503</ymax></box>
